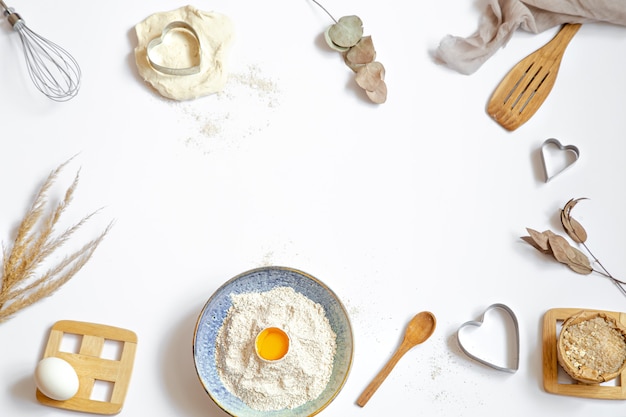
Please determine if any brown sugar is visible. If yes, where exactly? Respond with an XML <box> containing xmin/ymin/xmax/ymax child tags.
<box><xmin>558</xmin><ymin>312</ymin><xmax>626</xmax><ymax>383</ymax></box>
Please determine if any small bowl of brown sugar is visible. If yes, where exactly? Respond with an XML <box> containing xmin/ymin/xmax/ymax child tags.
<box><xmin>557</xmin><ymin>310</ymin><xmax>626</xmax><ymax>384</ymax></box>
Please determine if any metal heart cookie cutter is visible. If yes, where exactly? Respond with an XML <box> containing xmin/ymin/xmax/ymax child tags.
<box><xmin>456</xmin><ymin>303</ymin><xmax>520</xmax><ymax>373</ymax></box>
<box><xmin>541</xmin><ymin>138</ymin><xmax>580</xmax><ymax>183</ymax></box>
<box><xmin>147</xmin><ymin>21</ymin><xmax>201</xmax><ymax>76</ymax></box>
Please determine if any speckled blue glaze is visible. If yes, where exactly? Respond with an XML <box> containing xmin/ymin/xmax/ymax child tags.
<box><xmin>193</xmin><ymin>266</ymin><xmax>353</xmax><ymax>417</ymax></box>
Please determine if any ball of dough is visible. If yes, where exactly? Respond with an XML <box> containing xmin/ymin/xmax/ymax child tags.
<box><xmin>134</xmin><ymin>5</ymin><xmax>235</xmax><ymax>100</ymax></box>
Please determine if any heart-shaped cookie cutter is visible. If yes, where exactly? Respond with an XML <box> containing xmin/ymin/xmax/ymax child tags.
<box><xmin>541</xmin><ymin>138</ymin><xmax>580</xmax><ymax>183</ymax></box>
<box><xmin>147</xmin><ymin>21</ymin><xmax>201</xmax><ymax>76</ymax></box>
<box><xmin>456</xmin><ymin>303</ymin><xmax>520</xmax><ymax>373</ymax></box>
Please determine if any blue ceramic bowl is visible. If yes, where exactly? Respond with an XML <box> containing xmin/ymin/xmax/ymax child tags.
<box><xmin>193</xmin><ymin>266</ymin><xmax>353</xmax><ymax>416</ymax></box>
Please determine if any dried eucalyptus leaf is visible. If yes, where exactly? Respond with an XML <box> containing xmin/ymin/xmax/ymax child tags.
<box><xmin>568</xmin><ymin>246</ymin><xmax>590</xmax><ymax>266</ymax></box>
<box><xmin>355</xmin><ymin>61</ymin><xmax>385</xmax><ymax>91</ymax></box>
<box><xmin>561</xmin><ymin>197</ymin><xmax>589</xmax><ymax>243</ymax></box>
<box><xmin>327</xmin><ymin>15</ymin><xmax>363</xmax><ymax>48</ymax></box>
<box><xmin>568</xmin><ymin>217</ymin><xmax>588</xmax><ymax>243</ymax></box>
<box><xmin>345</xmin><ymin>36</ymin><xmax>376</xmax><ymax>67</ymax></box>
<box><xmin>560</xmin><ymin>210</ymin><xmax>571</xmax><ymax>231</ymax></box>
<box><xmin>566</xmin><ymin>246</ymin><xmax>593</xmax><ymax>274</ymax></box>
<box><xmin>547</xmin><ymin>233</ymin><xmax>576</xmax><ymax>264</ymax></box>
<box><xmin>562</xmin><ymin>197</ymin><xmax>588</xmax><ymax>217</ymax></box>
<box><xmin>525</xmin><ymin>228</ymin><xmax>550</xmax><ymax>251</ymax></box>
<box><xmin>562</xmin><ymin>198</ymin><xmax>575</xmax><ymax>216</ymax></box>
<box><xmin>521</xmin><ymin>236</ymin><xmax>551</xmax><ymax>254</ymax></box>
<box><xmin>560</xmin><ymin>214</ymin><xmax>578</xmax><ymax>242</ymax></box>
<box><xmin>324</xmin><ymin>27</ymin><xmax>350</xmax><ymax>52</ymax></box>
<box><xmin>365</xmin><ymin>80</ymin><xmax>387</xmax><ymax>104</ymax></box>
<box><xmin>567</xmin><ymin>262</ymin><xmax>593</xmax><ymax>275</ymax></box>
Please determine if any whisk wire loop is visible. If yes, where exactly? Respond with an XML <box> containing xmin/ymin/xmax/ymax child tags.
<box><xmin>0</xmin><ymin>1</ymin><xmax>81</xmax><ymax>101</ymax></box>
<box><xmin>14</xmin><ymin>20</ymin><xmax>81</xmax><ymax>101</ymax></box>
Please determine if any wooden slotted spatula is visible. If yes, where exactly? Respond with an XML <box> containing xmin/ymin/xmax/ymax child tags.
<box><xmin>487</xmin><ymin>23</ymin><xmax>581</xmax><ymax>131</ymax></box>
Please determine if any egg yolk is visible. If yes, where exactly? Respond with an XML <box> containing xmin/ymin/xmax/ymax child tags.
<box><xmin>256</xmin><ymin>327</ymin><xmax>289</xmax><ymax>361</ymax></box>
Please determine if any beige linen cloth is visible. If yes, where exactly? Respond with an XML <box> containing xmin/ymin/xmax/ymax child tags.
<box><xmin>435</xmin><ymin>0</ymin><xmax>626</xmax><ymax>74</ymax></box>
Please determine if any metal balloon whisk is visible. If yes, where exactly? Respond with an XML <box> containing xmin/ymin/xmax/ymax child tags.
<box><xmin>0</xmin><ymin>0</ymin><xmax>80</xmax><ymax>101</ymax></box>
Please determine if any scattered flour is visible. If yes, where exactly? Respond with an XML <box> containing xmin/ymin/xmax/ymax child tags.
<box><xmin>215</xmin><ymin>286</ymin><xmax>336</xmax><ymax>411</ymax></box>
<box><xmin>174</xmin><ymin>64</ymin><xmax>281</xmax><ymax>154</ymax></box>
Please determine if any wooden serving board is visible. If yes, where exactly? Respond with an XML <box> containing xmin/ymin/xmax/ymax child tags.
<box><xmin>36</xmin><ymin>320</ymin><xmax>137</xmax><ymax>414</ymax></box>
<box><xmin>543</xmin><ymin>308</ymin><xmax>626</xmax><ymax>399</ymax></box>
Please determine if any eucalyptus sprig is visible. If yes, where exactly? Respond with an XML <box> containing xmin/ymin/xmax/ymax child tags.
<box><xmin>310</xmin><ymin>0</ymin><xmax>387</xmax><ymax>104</ymax></box>
<box><xmin>522</xmin><ymin>198</ymin><xmax>625</xmax><ymax>297</ymax></box>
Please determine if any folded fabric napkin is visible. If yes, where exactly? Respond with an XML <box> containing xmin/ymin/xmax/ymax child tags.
<box><xmin>435</xmin><ymin>0</ymin><xmax>626</xmax><ymax>74</ymax></box>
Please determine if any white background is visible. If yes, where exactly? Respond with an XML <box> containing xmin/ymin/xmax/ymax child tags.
<box><xmin>1</xmin><ymin>0</ymin><xmax>626</xmax><ymax>416</ymax></box>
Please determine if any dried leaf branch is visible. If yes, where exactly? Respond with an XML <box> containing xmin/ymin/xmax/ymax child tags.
<box><xmin>522</xmin><ymin>198</ymin><xmax>625</xmax><ymax>297</ymax></box>
<box><xmin>309</xmin><ymin>0</ymin><xmax>387</xmax><ymax>104</ymax></box>
<box><xmin>0</xmin><ymin>160</ymin><xmax>112</xmax><ymax>323</ymax></box>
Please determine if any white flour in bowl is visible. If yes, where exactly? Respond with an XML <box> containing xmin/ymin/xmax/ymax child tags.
<box><xmin>215</xmin><ymin>286</ymin><xmax>337</xmax><ymax>411</ymax></box>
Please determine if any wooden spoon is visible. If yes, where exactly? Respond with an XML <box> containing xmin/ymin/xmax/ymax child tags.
<box><xmin>487</xmin><ymin>23</ymin><xmax>581</xmax><ymax>131</ymax></box>
<box><xmin>356</xmin><ymin>311</ymin><xmax>436</xmax><ymax>407</ymax></box>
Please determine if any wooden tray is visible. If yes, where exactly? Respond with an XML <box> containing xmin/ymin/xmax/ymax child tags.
<box><xmin>36</xmin><ymin>320</ymin><xmax>137</xmax><ymax>414</ymax></box>
<box><xmin>543</xmin><ymin>308</ymin><xmax>626</xmax><ymax>399</ymax></box>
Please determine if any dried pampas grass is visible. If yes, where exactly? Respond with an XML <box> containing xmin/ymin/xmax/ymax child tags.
<box><xmin>0</xmin><ymin>160</ymin><xmax>111</xmax><ymax>323</ymax></box>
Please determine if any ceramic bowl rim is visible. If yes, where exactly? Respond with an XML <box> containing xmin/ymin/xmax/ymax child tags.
<box><xmin>192</xmin><ymin>265</ymin><xmax>354</xmax><ymax>416</ymax></box>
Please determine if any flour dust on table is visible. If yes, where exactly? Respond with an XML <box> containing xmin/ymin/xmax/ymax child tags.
<box><xmin>215</xmin><ymin>286</ymin><xmax>336</xmax><ymax>411</ymax></box>
<box><xmin>175</xmin><ymin>64</ymin><xmax>281</xmax><ymax>155</ymax></box>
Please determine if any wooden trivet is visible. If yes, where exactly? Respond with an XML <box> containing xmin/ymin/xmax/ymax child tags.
<box><xmin>36</xmin><ymin>320</ymin><xmax>138</xmax><ymax>414</ymax></box>
<box><xmin>542</xmin><ymin>308</ymin><xmax>626</xmax><ymax>399</ymax></box>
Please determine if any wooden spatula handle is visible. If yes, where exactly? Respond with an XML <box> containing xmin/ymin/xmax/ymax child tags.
<box><xmin>555</xmin><ymin>23</ymin><xmax>581</xmax><ymax>44</ymax></box>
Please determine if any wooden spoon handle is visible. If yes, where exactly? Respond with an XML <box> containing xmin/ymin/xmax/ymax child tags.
<box><xmin>356</xmin><ymin>343</ymin><xmax>410</xmax><ymax>407</ymax></box>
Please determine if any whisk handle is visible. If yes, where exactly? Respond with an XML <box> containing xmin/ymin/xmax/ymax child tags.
<box><xmin>0</xmin><ymin>0</ymin><xmax>22</xmax><ymax>27</ymax></box>
<box><xmin>6</xmin><ymin>12</ymin><xmax>21</xmax><ymax>27</ymax></box>
<box><xmin>0</xmin><ymin>0</ymin><xmax>11</xmax><ymax>15</ymax></box>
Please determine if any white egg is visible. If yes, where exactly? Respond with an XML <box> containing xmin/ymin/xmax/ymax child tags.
<box><xmin>34</xmin><ymin>357</ymin><xmax>79</xmax><ymax>401</ymax></box>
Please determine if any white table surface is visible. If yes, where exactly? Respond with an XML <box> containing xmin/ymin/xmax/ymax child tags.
<box><xmin>1</xmin><ymin>1</ymin><xmax>626</xmax><ymax>416</ymax></box>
